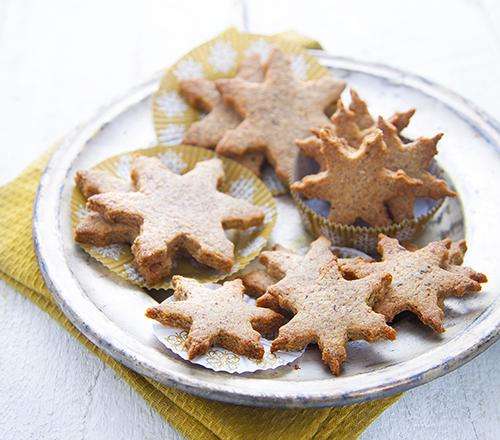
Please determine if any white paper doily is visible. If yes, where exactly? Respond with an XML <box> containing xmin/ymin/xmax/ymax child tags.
<box><xmin>152</xmin><ymin>295</ymin><xmax>305</xmax><ymax>374</ymax></box>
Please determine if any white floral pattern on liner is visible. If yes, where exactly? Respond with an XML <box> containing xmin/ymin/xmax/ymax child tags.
<box><xmin>158</xmin><ymin>151</ymin><xmax>187</xmax><ymax>174</ymax></box>
<box><xmin>115</xmin><ymin>156</ymin><xmax>132</xmax><ymax>180</ymax></box>
<box><xmin>173</xmin><ymin>58</ymin><xmax>204</xmax><ymax>80</ymax></box>
<box><xmin>290</xmin><ymin>55</ymin><xmax>309</xmax><ymax>80</ymax></box>
<box><xmin>158</xmin><ymin>124</ymin><xmax>185</xmax><ymax>146</ymax></box>
<box><xmin>244</xmin><ymin>39</ymin><xmax>272</xmax><ymax>63</ymax></box>
<box><xmin>152</xmin><ymin>319</ymin><xmax>303</xmax><ymax>373</ymax></box>
<box><xmin>261</xmin><ymin>206</ymin><xmax>274</xmax><ymax>225</ymax></box>
<box><xmin>91</xmin><ymin>244</ymin><xmax>125</xmax><ymax>261</ymax></box>
<box><xmin>260</xmin><ymin>165</ymin><xmax>287</xmax><ymax>195</ymax></box>
<box><xmin>122</xmin><ymin>263</ymin><xmax>145</xmax><ymax>284</ymax></box>
<box><xmin>156</xmin><ymin>91</ymin><xmax>187</xmax><ymax>117</ymax></box>
<box><xmin>208</xmin><ymin>41</ymin><xmax>237</xmax><ymax>73</ymax></box>
<box><xmin>229</xmin><ymin>177</ymin><xmax>255</xmax><ymax>201</ymax></box>
<box><xmin>76</xmin><ymin>205</ymin><xmax>91</xmax><ymax>221</ymax></box>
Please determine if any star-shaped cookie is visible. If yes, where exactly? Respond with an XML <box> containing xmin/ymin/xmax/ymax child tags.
<box><xmin>291</xmin><ymin>128</ymin><xmax>421</xmax><ymax>226</ymax></box>
<box><xmin>179</xmin><ymin>55</ymin><xmax>266</xmax><ymax>175</ymax></box>
<box><xmin>145</xmin><ymin>276</ymin><xmax>284</xmax><ymax>359</ymax></box>
<box><xmin>240</xmin><ymin>269</ymin><xmax>276</xmax><ymax>298</ymax></box>
<box><xmin>444</xmin><ymin>240</ymin><xmax>488</xmax><ymax>283</ymax></box>
<box><xmin>74</xmin><ymin>170</ymin><xmax>137</xmax><ymax>247</ymax></box>
<box><xmin>377</xmin><ymin>116</ymin><xmax>456</xmax><ymax>222</ymax></box>
<box><xmin>242</xmin><ymin>240</ymin><xmax>375</xmax><ymax>301</ymax></box>
<box><xmin>297</xmin><ymin>89</ymin><xmax>415</xmax><ymax>167</ymax></box>
<box><xmin>267</xmin><ymin>256</ymin><xmax>396</xmax><ymax>375</ymax></box>
<box><xmin>340</xmin><ymin>234</ymin><xmax>486</xmax><ymax>333</ymax></box>
<box><xmin>215</xmin><ymin>48</ymin><xmax>346</xmax><ymax>183</ymax></box>
<box><xmin>87</xmin><ymin>156</ymin><xmax>264</xmax><ymax>285</ymax></box>
<box><xmin>254</xmin><ymin>237</ymin><xmax>334</xmax><ymax>312</ymax></box>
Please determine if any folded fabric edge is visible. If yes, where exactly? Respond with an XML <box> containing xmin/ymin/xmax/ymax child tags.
<box><xmin>0</xmin><ymin>267</ymin><xmax>401</xmax><ymax>440</ymax></box>
<box><xmin>0</xmin><ymin>271</ymin><xmax>219</xmax><ymax>440</ymax></box>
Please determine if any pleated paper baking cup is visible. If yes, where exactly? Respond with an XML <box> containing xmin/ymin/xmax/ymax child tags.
<box><xmin>290</xmin><ymin>153</ymin><xmax>447</xmax><ymax>254</ymax></box>
<box><xmin>71</xmin><ymin>145</ymin><xmax>277</xmax><ymax>289</ymax></box>
<box><xmin>152</xmin><ymin>27</ymin><xmax>335</xmax><ymax>196</ymax></box>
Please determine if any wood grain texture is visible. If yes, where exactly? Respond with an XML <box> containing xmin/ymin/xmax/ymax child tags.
<box><xmin>0</xmin><ymin>0</ymin><xmax>498</xmax><ymax>439</ymax></box>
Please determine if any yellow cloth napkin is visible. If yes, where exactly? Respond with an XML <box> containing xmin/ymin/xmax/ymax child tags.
<box><xmin>0</xmin><ymin>32</ymin><xmax>400</xmax><ymax>439</ymax></box>
<box><xmin>0</xmin><ymin>151</ymin><xmax>400</xmax><ymax>440</ymax></box>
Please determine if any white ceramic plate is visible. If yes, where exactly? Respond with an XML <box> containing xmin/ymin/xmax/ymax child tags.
<box><xmin>33</xmin><ymin>53</ymin><xmax>500</xmax><ymax>408</ymax></box>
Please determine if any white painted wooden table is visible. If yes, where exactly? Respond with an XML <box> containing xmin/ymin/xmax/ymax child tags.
<box><xmin>0</xmin><ymin>1</ymin><xmax>498</xmax><ymax>438</ymax></box>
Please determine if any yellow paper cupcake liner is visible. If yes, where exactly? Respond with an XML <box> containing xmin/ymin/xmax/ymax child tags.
<box><xmin>71</xmin><ymin>145</ymin><xmax>277</xmax><ymax>289</ymax></box>
<box><xmin>152</xmin><ymin>27</ymin><xmax>335</xmax><ymax>196</ymax></box>
<box><xmin>290</xmin><ymin>188</ymin><xmax>445</xmax><ymax>255</ymax></box>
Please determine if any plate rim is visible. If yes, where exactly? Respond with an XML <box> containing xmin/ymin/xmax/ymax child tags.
<box><xmin>33</xmin><ymin>52</ymin><xmax>500</xmax><ymax>408</ymax></box>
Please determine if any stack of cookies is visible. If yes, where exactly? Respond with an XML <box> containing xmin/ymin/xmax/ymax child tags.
<box><xmin>180</xmin><ymin>48</ymin><xmax>346</xmax><ymax>182</ymax></box>
<box><xmin>292</xmin><ymin>89</ymin><xmax>456</xmax><ymax>227</ymax></box>
<box><xmin>73</xmin><ymin>45</ymin><xmax>487</xmax><ymax>375</ymax></box>
<box><xmin>74</xmin><ymin>155</ymin><xmax>265</xmax><ymax>286</ymax></box>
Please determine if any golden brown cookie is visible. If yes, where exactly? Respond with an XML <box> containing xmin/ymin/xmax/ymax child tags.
<box><xmin>87</xmin><ymin>156</ymin><xmax>264</xmax><ymax>285</ymax></box>
<box><xmin>348</xmin><ymin>89</ymin><xmax>375</xmax><ymax>130</ymax></box>
<box><xmin>179</xmin><ymin>56</ymin><xmax>266</xmax><ymax>175</ymax></box>
<box><xmin>267</xmin><ymin>257</ymin><xmax>396</xmax><ymax>375</ymax></box>
<box><xmin>297</xmin><ymin>90</ymin><xmax>452</xmax><ymax>222</ymax></box>
<box><xmin>340</xmin><ymin>234</ymin><xmax>486</xmax><ymax>333</ymax></box>
<box><xmin>75</xmin><ymin>212</ymin><xmax>138</xmax><ymax>247</ymax></box>
<box><xmin>215</xmin><ymin>48</ymin><xmax>346</xmax><ymax>183</ymax></box>
<box><xmin>145</xmin><ymin>276</ymin><xmax>284</xmax><ymax>359</ymax></box>
<box><xmin>240</xmin><ymin>244</ymin><xmax>301</xmax><ymax>315</ymax></box>
<box><xmin>377</xmin><ymin>116</ymin><xmax>456</xmax><ymax>222</ymax></box>
<box><xmin>240</xmin><ymin>270</ymin><xmax>276</xmax><ymax>298</ymax></box>
<box><xmin>74</xmin><ymin>170</ymin><xmax>137</xmax><ymax>246</ymax></box>
<box><xmin>291</xmin><ymin>128</ymin><xmax>421</xmax><ymax>226</ymax></box>
<box><xmin>444</xmin><ymin>240</ymin><xmax>488</xmax><ymax>283</ymax></box>
<box><xmin>75</xmin><ymin>169</ymin><xmax>133</xmax><ymax>198</ymax></box>
<box><xmin>239</xmin><ymin>270</ymin><xmax>288</xmax><ymax>316</ymax></box>
<box><xmin>298</xmin><ymin>89</ymin><xmax>416</xmax><ymax>168</ymax></box>
<box><xmin>255</xmin><ymin>237</ymin><xmax>336</xmax><ymax>312</ymax></box>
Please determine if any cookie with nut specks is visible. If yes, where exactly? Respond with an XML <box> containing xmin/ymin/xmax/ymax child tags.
<box><xmin>340</xmin><ymin>234</ymin><xmax>486</xmax><ymax>333</ymax></box>
<box><xmin>240</xmin><ymin>270</ymin><xmax>277</xmax><ymax>298</ymax></box>
<box><xmin>216</xmin><ymin>48</ymin><xmax>345</xmax><ymax>183</ymax></box>
<box><xmin>292</xmin><ymin>128</ymin><xmax>421</xmax><ymax>226</ymax></box>
<box><xmin>74</xmin><ymin>170</ymin><xmax>138</xmax><ymax>247</ymax></box>
<box><xmin>254</xmin><ymin>237</ymin><xmax>336</xmax><ymax>313</ymax></box>
<box><xmin>86</xmin><ymin>156</ymin><xmax>264</xmax><ymax>285</ymax></box>
<box><xmin>298</xmin><ymin>89</ymin><xmax>415</xmax><ymax>169</ymax></box>
<box><xmin>267</xmin><ymin>256</ymin><xmax>396</xmax><ymax>375</ymax></box>
<box><xmin>179</xmin><ymin>55</ymin><xmax>266</xmax><ymax>175</ymax></box>
<box><xmin>377</xmin><ymin>116</ymin><xmax>456</xmax><ymax>222</ymax></box>
<box><xmin>443</xmin><ymin>240</ymin><xmax>488</xmax><ymax>283</ymax></box>
<box><xmin>146</xmin><ymin>277</ymin><xmax>284</xmax><ymax>360</ymax></box>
